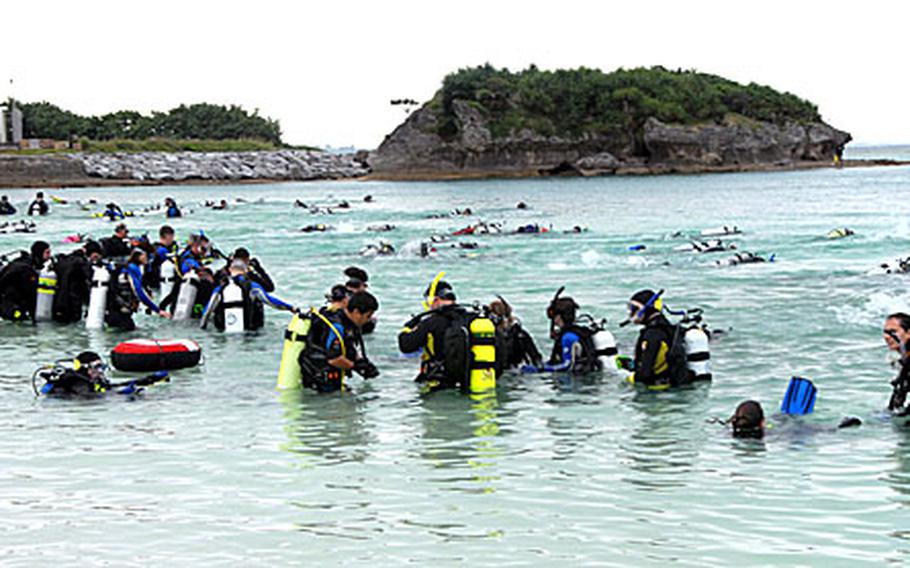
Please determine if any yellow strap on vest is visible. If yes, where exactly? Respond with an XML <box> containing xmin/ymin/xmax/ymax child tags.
<box><xmin>311</xmin><ymin>309</ymin><xmax>346</xmax><ymax>359</ymax></box>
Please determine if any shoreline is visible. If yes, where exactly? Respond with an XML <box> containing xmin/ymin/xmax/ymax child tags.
<box><xmin>0</xmin><ymin>156</ymin><xmax>906</xmax><ymax>189</ymax></box>
<box><xmin>362</xmin><ymin>158</ymin><xmax>910</xmax><ymax>182</ymax></box>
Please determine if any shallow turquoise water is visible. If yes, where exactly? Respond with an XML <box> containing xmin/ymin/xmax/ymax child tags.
<box><xmin>2</xmin><ymin>163</ymin><xmax>910</xmax><ymax>565</ymax></box>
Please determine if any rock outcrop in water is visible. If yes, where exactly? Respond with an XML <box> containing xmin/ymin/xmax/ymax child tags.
<box><xmin>369</xmin><ymin>66</ymin><xmax>852</xmax><ymax>179</ymax></box>
<box><xmin>370</xmin><ymin>105</ymin><xmax>852</xmax><ymax>179</ymax></box>
<box><xmin>0</xmin><ymin>151</ymin><xmax>370</xmax><ymax>187</ymax></box>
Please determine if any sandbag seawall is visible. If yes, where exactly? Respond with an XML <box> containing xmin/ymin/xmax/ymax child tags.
<box><xmin>0</xmin><ymin>150</ymin><xmax>371</xmax><ymax>188</ymax></box>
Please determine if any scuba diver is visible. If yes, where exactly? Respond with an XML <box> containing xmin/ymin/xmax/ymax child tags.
<box><xmin>28</xmin><ymin>192</ymin><xmax>49</xmax><ymax>216</ymax></box>
<box><xmin>0</xmin><ymin>240</ymin><xmax>51</xmax><ymax>321</ymax></box>
<box><xmin>177</xmin><ymin>232</ymin><xmax>214</xmax><ymax>276</ymax></box>
<box><xmin>105</xmin><ymin>249</ymin><xmax>172</xmax><ymax>331</ymax></box>
<box><xmin>486</xmin><ymin>296</ymin><xmax>543</xmax><ymax>370</ymax></box>
<box><xmin>52</xmin><ymin>240</ymin><xmax>103</xmax><ymax>324</ymax></box>
<box><xmin>211</xmin><ymin>199</ymin><xmax>228</xmax><ymax>210</ymax></box>
<box><xmin>33</xmin><ymin>351</ymin><xmax>169</xmax><ymax>397</ymax></box>
<box><xmin>144</xmin><ymin>225</ymin><xmax>178</xmax><ymax>290</ymax></box>
<box><xmin>619</xmin><ymin>289</ymin><xmax>691</xmax><ymax>389</ymax></box>
<box><xmin>344</xmin><ymin>267</ymin><xmax>376</xmax><ymax>334</ymax></box>
<box><xmin>324</xmin><ymin>284</ymin><xmax>350</xmax><ymax>313</ymax></box>
<box><xmin>164</xmin><ymin>197</ymin><xmax>182</xmax><ymax>218</ymax></box>
<box><xmin>219</xmin><ymin>247</ymin><xmax>274</xmax><ymax>292</ymax></box>
<box><xmin>298</xmin><ymin>291</ymin><xmax>380</xmax><ymax>392</ymax></box>
<box><xmin>520</xmin><ymin>288</ymin><xmax>603</xmax><ymax>374</ymax></box>
<box><xmin>102</xmin><ymin>202</ymin><xmax>126</xmax><ymax>221</ymax></box>
<box><xmin>0</xmin><ymin>195</ymin><xmax>16</xmax><ymax>215</ymax></box>
<box><xmin>883</xmin><ymin>313</ymin><xmax>910</xmax><ymax>417</ymax></box>
<box><xmin>722</xmin><ymin>386</ymin><xmax>861</xmax><ymax>439</ymax></box>
<box><xmin>200</xmin><ymin>259</ymin><xmax>294</xmax><ymax>332</ymax></box>
<box><xmin>99</xmin><ymin>223</ymin><xmax>131</xmax><ymax>260</ymax></box>
<box><xmin>398</xmin><ymin>278</ymin><xmax>499</xmax><ymax>392</ymax></box>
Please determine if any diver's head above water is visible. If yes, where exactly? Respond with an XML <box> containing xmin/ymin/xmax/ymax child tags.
<box><xmin>884</xmin><ymin>313</ymin><xmax>910</xmax><ymax>354</ymax></box>
<box><xmin>628</xmin><ymin>289</ymin><xmax>663</xmax><ymax>325</ymax></box>
<box><xmin>345</xmin><ymin>291</ymin><xmax>379</xmax><ymax>328</ymax></box>
<box><xmin>731</xmin><ymin>400</ymin><xmax>765</xmax><ymax>439</ymax></box>
<box><xmin>425</xmin><ymin>280</ymin><xmax>456</xmax><ymax>310</ymax></box>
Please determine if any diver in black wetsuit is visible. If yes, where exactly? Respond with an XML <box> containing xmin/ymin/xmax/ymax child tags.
<box><xmin>34</xmin><ymin>351</ymin><xmax>169</xmax><ymax>397</ymax></box>
<box><xmin>620</xmin><ymin>289</ymin><xmax>689</xmax><ymax>388</ymax></box>
<box><xmin>884</xmin><ymin>313</ymin><xmax>910</xmax><ymax>416</ymax></box>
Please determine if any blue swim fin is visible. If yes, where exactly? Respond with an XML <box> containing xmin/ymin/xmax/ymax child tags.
<box><xmin>780</xmin><ymin>376</ymin><xmax>816</xmax><ymax>415</ymax></box>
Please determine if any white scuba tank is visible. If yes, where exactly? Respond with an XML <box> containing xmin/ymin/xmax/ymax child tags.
<box><xmin>222</xmin><ymin>279</ymin><xmax>245</xmax><ymax>334</ymax></box>
<box><xmin>34</xmin><ymin>261</ymin><xmax>57</xmax><ymax>322</ymax></box>
<box><xmin>683</xmin><ymin>326</ymin><xmax>711</xmax><ymax>380</ymax></box>
<box><xmin>173</xmin><ymin>270</ymin><xmax>199</xmax><ymax>321</ymax></box>
<box><xmin>592</xmin><ymin>328</ymin><xmax>618</xmax><ymax>371</ymax></box>
<box><xmin>85</xmin><ymin>265</ymin><xmax>110</xmax><ymax>329</ymax></box>
<box><xmin>159</xmin><ymin>259</ymin><xmax>177</xmax><ymax>301</ymax></box>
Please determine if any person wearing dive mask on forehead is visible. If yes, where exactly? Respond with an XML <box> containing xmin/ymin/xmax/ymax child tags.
<box><xmin>884</xmin><ymin>313</ymin><xmax>910</xmax><ymax>416</ymax></box>
<box><xmin>520</xmin><ymin>289</ymin><xmax>598</xmax><ymax>374</ymax></box>
<box><xmin>36</xmin><ymin>351</ymin><xmax>169</xmax><ymax>397</ymax></box>
<box><xmin>620</xmin><ymin>289</ymin><xmax>689</xmax><ymax>388</ymax></box>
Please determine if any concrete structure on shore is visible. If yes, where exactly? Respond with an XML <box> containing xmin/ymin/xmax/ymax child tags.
<box><xmin>0</xmin><ymin>101</ymin><xmax>23</xmax><ymax>147</ymax></box>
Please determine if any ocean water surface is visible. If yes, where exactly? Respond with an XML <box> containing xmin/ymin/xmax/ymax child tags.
<box><xmin>1</xmin><ymin>161</ymin><xmax>910</xmax><ymax>565</ymax></box>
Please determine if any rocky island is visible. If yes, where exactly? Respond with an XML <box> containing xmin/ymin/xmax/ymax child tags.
<box><xmin>369</xmin><ymin>65</ymin><xmax>855</xmax><ymax>179</ymax></box>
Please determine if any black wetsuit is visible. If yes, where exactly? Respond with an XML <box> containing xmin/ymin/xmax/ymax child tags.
<box><xmin>633</xmin><ymin>314</ymin><xmax>687</xmax><ymax>387</ymax></box>
<box><xmin>100</xmin><ymin>236</ymin><xmax>130</xmax><ymax>260</ymax></box>
<box><xmin>0</xmin><ymin>254</ymin><xmax>40</xmax><ymax>321</ymax></box>
<box><xmin>0</xmin><ymin>200</ymin><xmax>16</xmax><ymax>215</ymax></box>
<box><xmin>43</xmin><ymin>370</ymin><xmax>110</xmax><ymax>396</ymax></box>
<box><xmin>889</xmin><ymin>359</ymin><xmax>910</xmax><ymax>416</ymax></box>
<box><xmin>52</xmin><ymin>251</ymin><xmax>93</xmax><ymax>323</ymax></box>
<box><xmin>300</xmin><ymin>309</ymin><xmax>362</xmax><ymax>392</ymax></box>
<box><xmin>398</xmin><ymin>304</ymin><xmax>465</xmax><ymax>388</ymax></box>
<box><xmin>28</xmin><ymin>199</ymin><xmax>49</xmax><ymax>216</ymax></box>
<box><xmin>502</xmin><ymin>322</ymin><xmax>543</xmax><ymax>369</ymax></box>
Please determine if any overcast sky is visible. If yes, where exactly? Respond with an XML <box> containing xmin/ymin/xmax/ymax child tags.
<box><xmin>2</xmin><ymin>0</ymin><xmax>906</xmax><ymax>149</ymax></box>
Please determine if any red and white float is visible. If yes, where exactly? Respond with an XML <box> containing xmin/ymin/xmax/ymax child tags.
<box><xmin>110</xmin><ymin>339</ymin><xmax>202</xmax><ymax>372</ymax></box>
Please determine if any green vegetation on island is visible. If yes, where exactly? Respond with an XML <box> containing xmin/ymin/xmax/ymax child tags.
<box><xmin>12</xmin><ymin>101</ymin><xmax>284</xmax><ymax>149</ymax></box>
<box><xmin>434</xmin><ymin>64</ymin><xmax>822</xmax><ymax>139</ymax></box>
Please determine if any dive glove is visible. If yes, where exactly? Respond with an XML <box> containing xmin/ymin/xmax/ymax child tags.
<box><xmin>354</xmin><ymin>359</ymin><xmax>380</xmax><ymax>379</ymax></box>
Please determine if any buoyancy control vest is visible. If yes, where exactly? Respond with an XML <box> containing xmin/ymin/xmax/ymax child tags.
<box><xmin>549</xmin><ymin>323</ymin><xmax>602</xmax><ymax>374</ymax></box>
<box><xmin>0</xmin><ymin>254</ymin><xmax>39</xmax><ymax>321</ymax></box>
<box><xmin>107</xmin><ymin>265</ymin><xmax>138</xmax><ymax>316</ymax></box>
<box><xmin>52</xmin><ymin>252</ymin><xmax>92</xmax><ymax>323</ymax></box>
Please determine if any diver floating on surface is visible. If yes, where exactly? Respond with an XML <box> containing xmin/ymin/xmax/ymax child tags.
<box><xmin>825</xmin><ymin>227</ymin><xmax>855</xmax><ymax>240</ymax></box>
<box><xmin>32</xmin><ymin>351</ymin><xmax>171</xmax><ymax>397</ymax></box>
<box><xmin>715</xmin><ymin>251</ymin><xmax>774</xmax><ymax>267</ymax></box>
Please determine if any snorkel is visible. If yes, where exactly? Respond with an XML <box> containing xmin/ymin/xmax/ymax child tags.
<box><xmin>547</xmin><ymin>286</ymin><xmax>566</xmax><ymax>338</ymax></box>
<box><xmin>422</xmin><ymin>271</ymin><xmax>446</xmax><ymax>311</ymax></box>
<box><xmin>619</xmin><ymin>288</ymin><xmax>664</xmax><ymax>328</ymax></box>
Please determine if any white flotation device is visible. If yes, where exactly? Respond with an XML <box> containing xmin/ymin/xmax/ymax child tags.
<box><xmin>277</xmin><ymin>313</ymin><xmax>311</xmax><ymax>390</ymax></box>
<box><xmin>34</xmin><ymin>260</ymin><xmax>57</xmax><ymax>322</ymax></box>
<box><xmin>85</xmin><ymin>265</ymin><xmax>110</xmax><ymax>329</ymax></box>
<box><xmin>173</xmin><ymin>270</ymin><xmax>199</xmax><ymax>321</ymax></box>
<box><xmin>222</xmin><ymin>279</ymin><xmax>245</xmax><ymax>334</ymax></box>
<box><xmin>110</xmin><ymin>338</ymin><xmax>202</xmax><ymax>372</ymax></box>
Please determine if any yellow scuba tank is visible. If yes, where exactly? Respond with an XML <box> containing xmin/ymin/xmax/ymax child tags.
<box><xmin>276</xmin><ymin>313</ymin><xmax>311</xmax><ymax>390</ymax></box>
<box><xmin>468</xmin><ymin>317</ymin><xmax>497</xmax><ymax>393</ymax></box>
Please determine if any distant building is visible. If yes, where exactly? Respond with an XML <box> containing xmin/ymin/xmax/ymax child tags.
<box><xmin>0</xmin><ymin>101</ymin><xmax>23</xmax><ymax>147</ymax></box>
